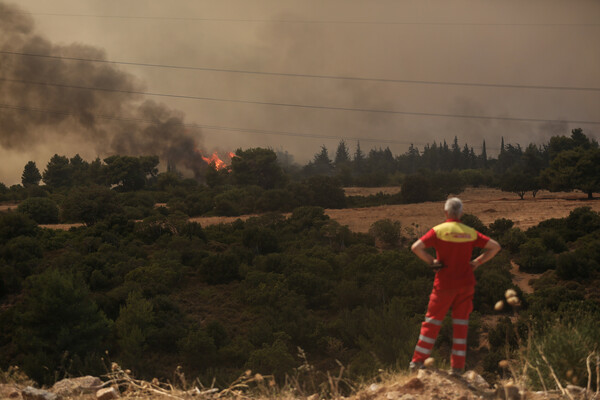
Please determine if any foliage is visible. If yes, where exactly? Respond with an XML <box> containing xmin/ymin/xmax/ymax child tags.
<box><xmin>17</xmin><ymin>197</ymin><xmax>59</xmax><ymax>224</ymax></box>
<box><xmin>526</xmin><ymin>316</ymin><xmax>600</xmax><ymax>390</ymax></box>
<box><xmin>104</xmin><ymin>155</ymin><xmax>159</xmax><ymax>191</ymax></box>
<box><xmin>230</xmin><ymin>148</ymin><xmax>287</xmax><ymax>189</ymax></box>
<box><xmin>61</xmin><ymin>185</ymin><xmax>122</xmax><ymax>225</ymax></box>
<box><xmin>14</xmin><ymin>269</ymin><xmax>111</xmax><ymax>384</ymax></box>
<box><xmin>21</xmin><ymin>161</ymin><xmax>42</xmax><ymax>187</ymax></box>
<box><xmin>369</xmin><ymin>219</ymin><xmax>403</xmax><ymax>249</ymax></box>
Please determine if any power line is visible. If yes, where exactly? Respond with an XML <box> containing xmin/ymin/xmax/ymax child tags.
<box><xmin>0</xmin><ymin>102</ymin><xmax>425</xmax><ymax>146</ymax></box>
<box><xmin>3</xmin><ymin>11</ymin><xmax>600</xmax><ymax>27</ymax></box>
<box><xmin>0</xmin><ymin>102</ymin><xmax>509</xmax><ymax>151</ymax></box>
<box><xmin>2</xmin><ymin>50</ymin><xmax>599</xmax><ymax>92</ymax></box>
<box><xmin>2</xmin><ymin>77</ymin><xmax>599</xmax><ymax>125</ymax></box>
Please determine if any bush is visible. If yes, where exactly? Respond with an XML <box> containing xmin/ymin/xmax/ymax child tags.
<box><xmin>527</xmin><ymin>316</ymin><xmax>600</xmax><ymax>390</ymax></box>
<box><xmin>517</xmin><ymin>238</ymin><xmax>556</xmax><ymax>273</ymax></box>
<box><xmin>499</xmin><ymin>228</ymin><xmax>527</xmax><ymax>253</ymax></box>
<box><xmin>244</xmin><ymin>337</ymin><xmax>295</xmax><ymax>380</ymax></box>
<box><xmin>369</xmin><ymin>219</ymin><xmax>402</xmax><ymax>249</ymax></box>
<box><xmin>556</xmin><ymin>249</ymin><xmax>600</xmax><ymax>281</ymax></box>
<box><xmin>14</xmin><ymin>269</ymin><xmax>111</xmax><ymax>384</ymax></box>
<box><xmin>201</xmin><ymin>253</ymin><xmax>241</xmax><ymax>284</ymax></box>
<box><xmin>17</xmin><ymin>197</ymin><xmax>59</xmax><ymax>224</ymax></box>
<box><xmin>0</xmin><ymin>212</ymin><xmax>38</xmax><ymax>241</ymax></box>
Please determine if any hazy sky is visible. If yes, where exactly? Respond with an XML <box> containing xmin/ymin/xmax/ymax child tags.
<box><xmin>1</xmin><ymin>0</ymin><xmax>599</xmax><ymax>184</ymax></box>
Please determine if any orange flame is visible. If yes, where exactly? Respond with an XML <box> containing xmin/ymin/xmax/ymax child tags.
<box><xmin>201</xmin><ymin>151</ymin><xmax>234</xmax><ymax>170</ymax></box>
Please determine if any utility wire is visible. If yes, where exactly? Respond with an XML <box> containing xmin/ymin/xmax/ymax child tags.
<box><xmin>2</xmin><ymin>77</ymin><xmax>599</xmax><ymax>125</ymax></box>
<box><xmin>0</xmin><ymin>102</ymin><xmax>427</xmax><ymax>146</ymax></box>
<box><xmin>2</xmin><ymin>50</ymin><xmax>599</xmax><ymax>92</ymax></box>
<box><xmin>3</xmin><ymin>11</ymin><xmax>599</xmax><ymax>27</ymax></box>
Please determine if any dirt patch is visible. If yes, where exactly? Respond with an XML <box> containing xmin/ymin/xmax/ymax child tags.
<box><xmin>510</xmin><ymin>260</ymin><xmax>537</xmax><ymax>294</ymax></box>
<box><xmin>324</xmin><ymin>188</ymin><xmax>600</xmax><ymax>234</ymax></box>
<box><xmin>0</xmin><ymin>203</ymin><xmax>19</xmax><ymax>212</ymax></box>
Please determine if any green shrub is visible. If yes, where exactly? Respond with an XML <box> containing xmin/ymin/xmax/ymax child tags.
<box><xmin>517</xmin><ymin>238</ymin><xmax>556</xmax><ymax>273</ymax></box>
<box><xmin>369</xmin><ymin>219</ymin><xmax>402</xmax><ymax>249</ymax></box>
<box><xmin>244</xmin><ymin>337</ymin><xmax>295</xmax><ymax>380</ymax></box>
<box><xmin>499</xmin><ymin>228</ymin><xmax>527</xmax><ymax>253</ymax></box>
<box><xmin>556</xmin><ymin>249</ymin><xmax>600</xmax><ymax>281</ymax></box>
<box><xmin>17</xmin><ymin>197</ymin><xmax>59</xmax><ymax>224</ymax></box>
<box><xmin>526</xmin><ymin>316</ymin><xmax>600</xmax><ymax>390</ymax></box>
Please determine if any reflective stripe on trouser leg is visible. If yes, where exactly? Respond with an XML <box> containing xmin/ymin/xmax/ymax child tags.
<box><xmin>450</xmin><ymin>286</ymin><xmax>474</xmax><ymax>369</ymax></box>
<box><xmin>412</xmin><ymin>287</ymin><xmax>453</xmax><ymax>364</ymax></box>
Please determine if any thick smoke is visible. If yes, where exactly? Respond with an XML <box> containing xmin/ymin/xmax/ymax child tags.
<box><xmin>0</xmin><ymin>2</ymin><xmax>208</xmax><ymax>178</ymax></box>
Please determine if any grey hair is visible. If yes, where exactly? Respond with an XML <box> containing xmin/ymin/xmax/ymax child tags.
<box><xmin>444</xmin><ymin>197</ymin><xmax>463</xmax><ymax>219</ymax></box>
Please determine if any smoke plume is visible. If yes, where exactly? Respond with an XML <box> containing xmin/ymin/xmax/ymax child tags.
<box><xmin>0</xmin><ymin>1</ymin><xmax>208</xmax><ymax>180</ymax></box>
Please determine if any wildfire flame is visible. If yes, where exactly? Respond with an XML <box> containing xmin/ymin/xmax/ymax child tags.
<box><xmin>200</xmin><ymin>151</ymin><xmax>236</xmax><ymax>170</ymax></box>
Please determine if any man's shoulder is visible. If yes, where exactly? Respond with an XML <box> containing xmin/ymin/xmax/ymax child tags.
<box><xmin>432</xmin><ymin>221</ymin><xmax>478</xmax><ymax>242</ymax></box>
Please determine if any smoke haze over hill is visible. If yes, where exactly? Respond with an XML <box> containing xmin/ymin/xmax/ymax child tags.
<box><xmin>0</xmin><ymin>0</ymin><xmax>599</xmax><ymax>184</ymax></box>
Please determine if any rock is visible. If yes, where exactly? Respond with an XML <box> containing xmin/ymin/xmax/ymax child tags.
<box><xmin>424</xmin><ymin>357</ymin><xmax>435</xmax><ymax>368</ymax></box>
<box><xmin>399</xmin><ymin>395</ymin><xmax>415</xmax><ymax>400</ymax></box>
<box><xmin>494</xmin><ymin>384</ymin><xmax>521</xmax><ymax>400</ymax></box>
<box><xmin>21</xmin><ymin>387</ymin><xmax>57</xmax><ymax>400</ymax></box>
<box><xmin>0</xmin><ymin>384</ymin><xmax>21</xmax><ymax>399</ymax></box>
<box><xmin>368</xmin><ymin>383</ymin><xmax>381</xmax><ymax>392</ymax></box>
<box><xmin>464</xmin><ymin>370</ymin><xmax>489</xmax><ymax>388</ymax></box>
<box><xmin>51</xmin><ymin>376</ymin><xmax>103</xmax><ymax>396</ymax></box>
<box><xmin>386</xmin><ymin>391</ymin><xmax>401</xmax><ymax>399</ymax></box>
<box><xmin>403</xmin><ymin>378</ymin><xmax>424</xmax><ymax>391</ymax></box>
<box><xmin>416</xmin><ymin>369</ymin><xmax>432</xmax><ymax>379</ymax></box>
<box><xmin>307</xmin><ymin>393</ymin><xmax>319</xmax><ymax>400</ymax></box>
<box><xmin>96</xmin><ymin>387</ymin><xmax>119</xmax><ymax>400</ymax></box>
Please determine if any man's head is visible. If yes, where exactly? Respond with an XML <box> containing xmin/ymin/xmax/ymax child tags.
<box><xmin>444</xmin><ymin>197</ymin><xmax>463</xmax><ymax>219</ymax></box>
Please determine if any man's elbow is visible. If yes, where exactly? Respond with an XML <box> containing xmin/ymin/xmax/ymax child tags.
<box><xmin>411</xmin><ymin>240</ymin><xmax>424</xmax><ymax>253</ymax></box>
<box><xmin>488</xmin><ymin>239</ymin><xmax>501</xmax><ymax>253</ymax></box>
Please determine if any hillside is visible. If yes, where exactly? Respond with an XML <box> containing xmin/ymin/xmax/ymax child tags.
<box><xmin>1</xmin><ymin>186</ymin><xmax>599</xmax><ymax>399</ymax></box>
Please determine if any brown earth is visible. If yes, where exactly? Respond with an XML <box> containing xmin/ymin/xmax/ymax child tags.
<box><xmin>191</xmin><ymin>187</ymin><xmax>600</xmax><ymax>236</ymax></box>
<box><xmin>28</xmin><ymin>187</ymin><xmax>600</xmax><ymax>233</ymax></box>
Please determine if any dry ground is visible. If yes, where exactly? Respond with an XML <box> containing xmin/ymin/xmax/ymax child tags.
<box><xmin>191</xmin><ymin>187</ymin><xmax>600</xmax><ymax>236</ymax></box>
<box><xmin>5</xmin><ymin>188</ymin><xmax>599</xmax><ymax>235</ymax></box>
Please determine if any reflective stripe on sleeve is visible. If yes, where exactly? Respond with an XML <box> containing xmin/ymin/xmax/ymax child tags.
<box><xmin>425</xmin><ymin>317</ymin><xmax>443</xmax><ymax>326</ymax></box>
<box><xmin>415</xmin><ymin>345</ymin><xmax>432</xmax><ymax>355</ymax></box>
<box><xmin>453</xmin><ymin>338</ymin><xmax>467</xmax><ymax>345</ymax></box>
<box><xmin>452</xmin><ymin>349</ymin><xmax>466</xmax><ymax>357</ymax></box>
<box><xmin>419</xmin><ymin>335</ymin><xmax>436</xmax><ymax>344</ymax></box>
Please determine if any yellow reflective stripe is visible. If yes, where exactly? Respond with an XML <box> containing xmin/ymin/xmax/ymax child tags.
<box><xmin>433</xmin><ymin>222</ymin><xmax>477</xmax><ymax>243</ymax></box>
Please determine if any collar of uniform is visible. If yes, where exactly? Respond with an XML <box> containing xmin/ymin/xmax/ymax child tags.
<box><xmin>445</xmin><ymin>218</ymin><xmax>461</xmax><ymax>222</ymax></box>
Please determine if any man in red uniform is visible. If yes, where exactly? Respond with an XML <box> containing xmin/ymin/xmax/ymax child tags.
<box><xmin>409</xmin><ymin>197</ymin><xmax>501</xmax><ymax>374</ymax></box>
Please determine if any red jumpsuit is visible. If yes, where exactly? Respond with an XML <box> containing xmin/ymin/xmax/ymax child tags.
<box><xmin>411</xmin><ymin>219</ymin><xmax>490</xmax><ymax>369</ymax></box>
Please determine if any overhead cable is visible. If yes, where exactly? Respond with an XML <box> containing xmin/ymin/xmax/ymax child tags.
<box><xmin>3</xmin><ymin>11</ymin><xmax>599</xmax><ymax>27</ymax></box>
<box><xmin>1</xmin><ymin>50</ymin><xmax>599</xmax><ymax>92</ymax></box>
<box><xmin>2</xmin><ymin>77</ymin><xmax>599</xmax><ymax>125</ymax></box>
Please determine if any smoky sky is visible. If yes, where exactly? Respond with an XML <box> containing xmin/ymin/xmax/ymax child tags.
<box><xmin>1</xmin><ymin>0</ymin><xmax>599</xmax><ymax>184</ymax></box>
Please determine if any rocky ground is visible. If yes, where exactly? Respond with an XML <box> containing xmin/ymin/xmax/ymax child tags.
<box><xmin>1</xmin><ymin>366</ymin><xmax>596</xmax><ymax>400</ymax></box>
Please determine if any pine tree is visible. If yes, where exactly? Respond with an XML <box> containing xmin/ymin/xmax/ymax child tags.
<box><xmin>21</xmin><ymin>161</ymin><xmax>42</xmax><ymax>187</ymax></box>
<box><xmin>334</xmin><ymin>140</ymin><xmax>351</xmax><ymax>166</ymax></box>
<box><xmin>481</xmin><ymin>140</ymin><xmax>488</xmax><ymax>168</ymax></box>
<box><xmin>353</xmin><ymin>141</ymin><xmax>365</xmax><ymax>173</ymax></box>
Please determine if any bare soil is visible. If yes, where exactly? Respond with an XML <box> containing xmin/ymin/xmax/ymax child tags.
<box><xmin>191</xmin><ymin>187</ymin><xmax>600</xmax><ymax>235</ymax></box>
